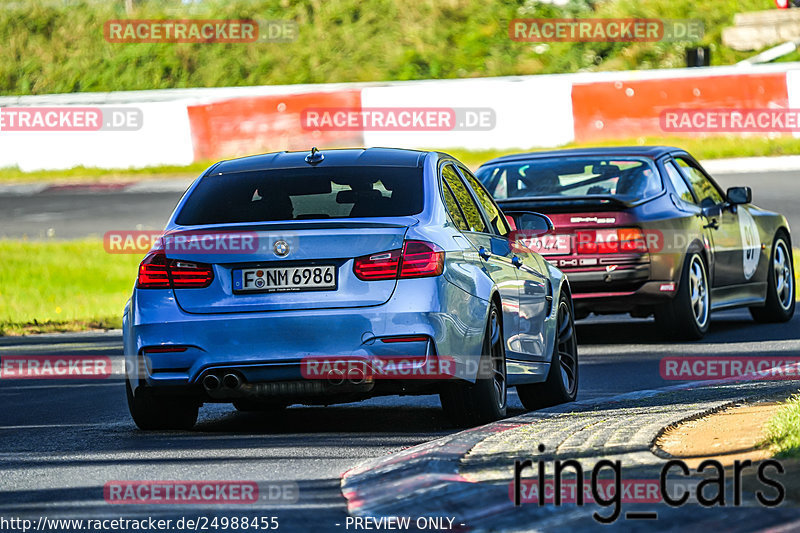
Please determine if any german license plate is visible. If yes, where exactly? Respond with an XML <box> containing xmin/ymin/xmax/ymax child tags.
<box><xmin>519</xmin><ymin>234</ymin><xmax>571</xmax><ymax>256</ymax></box>
<box><xmin>233</xmin><ymin>265</ymin><xmax>336</xmax><ymax>293</ymax></box>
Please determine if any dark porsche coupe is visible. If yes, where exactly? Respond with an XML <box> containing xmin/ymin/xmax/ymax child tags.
<box><xmin>477</xmin><ymin>146</ymin><xmax>795</xmax><ymax>339</ymax></box>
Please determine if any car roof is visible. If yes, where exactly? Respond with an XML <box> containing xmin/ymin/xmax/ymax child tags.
<box><xmin>207</xmin><ymin>147</ymin><xmax>431</xmax><ymax>175</ymax></box>
<box><xmin>480</xmin><ymin>146</ymin><xmax>684</xmax><ymax>167</ymax></box>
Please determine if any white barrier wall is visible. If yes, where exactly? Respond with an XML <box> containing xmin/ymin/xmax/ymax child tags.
<box><xmin>360</xmin><ymin>76</ymin><xmax>575</xmax><ymax>150</ymax></box>
<box><xmin>0</xmin><ymin>102</ymin><xmax>194</xmax><ymax>171</ymax></box>
<box><xmin>2</xmin><ymin>63</ymin><xmax>800</xmax><ymax>171</ymax></box>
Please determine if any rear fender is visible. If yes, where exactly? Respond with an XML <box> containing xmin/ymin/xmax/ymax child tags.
<box><xmin>670</xmin><ymin>238</ymin><xmax>710</xmax><ymax>295</ymax></box>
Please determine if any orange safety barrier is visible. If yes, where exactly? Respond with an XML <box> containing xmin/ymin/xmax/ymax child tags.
<box><xmin>571</xmin><ymin>73</ymin><xmax>789</xmax><ymax>142</ymax></box>
<box><xmin>187</xmin><ymin>90</ymin><xmax>363</xmax><ymax>161</ymax></box>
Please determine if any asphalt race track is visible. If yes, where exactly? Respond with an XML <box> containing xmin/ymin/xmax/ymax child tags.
<box><xmin>0</xmin><ymin>170</ymin><xmax>798</xmax><ymax>240</ymax></box>
<box><xmin>1</xmin><ymin>167</ymin><xmax>799</xmax><ymax>530</ymax></box>
<box><xmin>2</xmin><ymin>309</ymin><xmax>799</xmax><ymax>531</ymax></box>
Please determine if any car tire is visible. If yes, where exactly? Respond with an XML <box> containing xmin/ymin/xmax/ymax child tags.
<box><xmin>750</xmin><ymin>233</ymin><xmax>795</xmax><ymax>323</ymax></box>
<box><xmin>126</xmin><ymin>379</ymin><xmax>199</xmax><ymax>430</ymax></box>
<box><xmin>517</xmin><ymin>292</ymin><xmax>578</xmax><ymax>410</ymax></box>
<box><xmin>655</xmin><ymin>252</ymin><xmax>710</xmax><ymax>340</ymax></box>
<box><xmin>233</xmin><ymin>400</ymin><xmax>288</xmax><ymax>412</ymax></box>
<box><xmin>439</xmin><ymin>300</ymin><xmax>507</xmax><ymax>427</ymax></box>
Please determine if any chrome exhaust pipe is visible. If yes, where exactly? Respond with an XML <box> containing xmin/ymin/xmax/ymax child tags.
<box><xmin>347</xmin><ymin>368</ymin><xmax>366</xmax><ymax>385</ymax></box>
<box><xmin>223</xmin><ymin>373</ymin><xmax>242</xmax><ymax>389</ymax></box>
<box><xmin>202</xmin><ymin>374</ymin><xmax>221</xmax><ymax>392</ymax></box>
<box><xmin>327</xmin><ymin>369</ymin><xmax>345</xmax><ymax>386</ymax></box>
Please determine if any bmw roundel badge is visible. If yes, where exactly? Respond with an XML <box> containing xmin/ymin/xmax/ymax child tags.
<box><xmin>273</xmin><ymin>240</ymin><xmax>290</xmax><ymax>257</ymax></box>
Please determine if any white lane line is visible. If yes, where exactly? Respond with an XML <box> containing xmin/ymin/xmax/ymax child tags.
<box><xmin>0</xmin><ymin>183</ymin><xmax>49</xmax><ymax>195</ymax></box>
<box><xmin>0</xmin><ymin>423</ymin><xmax>110</xmax><ymax>430</ymax></box>
<box><xmin>0</xmin><ymin>382</ymin><xmax>121</xmax><ymax>391</ymax></box>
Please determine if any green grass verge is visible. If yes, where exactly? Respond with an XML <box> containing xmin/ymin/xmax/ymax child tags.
<box><xmin>4</xmin><ymin>136</ymin><xmax>800</xmax><ymax>184</ymax></box>
<box><xmin>0</xmin><ymin>0</ymin><xmax>775</xmax><ymax>96</ymax></box>
<box><xmin>763</xmin><ymin>395</ymin><xmax>800</xmax><ymax>458</ymax></box>
<box><xmin>0</xmin><ymin>163</ymin><xmax>212</xmax><ymax>183</ymax></box>
<box><xmin>0</xmin><ymin>240</ymin><xmax>141</xmax><ymax>336</ymax></box>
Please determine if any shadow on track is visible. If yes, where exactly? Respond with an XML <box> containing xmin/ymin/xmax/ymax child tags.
<box><xmin>575</xmin><ymin>309</ymin><xmax>800</xmax><ymax>346</ymax></box>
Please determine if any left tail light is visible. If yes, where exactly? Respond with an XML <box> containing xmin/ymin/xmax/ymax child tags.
<box><xmin>576</xmin><ymin>228</ymin><xmax>648</xmax><ymax>254</ymax></box>
<box><xmin>353</xmin><ymin>240</ymin><xmax>444</xmax><ymax>281</ymax></box>
<box><xmin>137</xmin><ymin>251</ymin><xmax>214</xmax><ymax>289</ymax></box>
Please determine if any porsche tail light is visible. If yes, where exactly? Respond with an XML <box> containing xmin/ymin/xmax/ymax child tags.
<box><xmin>354</xmin><ymin>240</ymin><xmax>444</xmax><ymax>281</ymax></box>
<box><xmin>137</xmin><ymin>251</ymin><xmax>214</xmax><ymax>289</ymax></box>
<box><xmin>576</xmin><ymin>228</ymin><xmax>648</xmax><ymax>254</ymax></box>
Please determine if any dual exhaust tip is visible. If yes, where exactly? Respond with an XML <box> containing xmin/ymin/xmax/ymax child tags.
<box><xmin>326</xmin><ymin>368</ymin><xmax>368</xmax><ymax>386</ymax></box>
<box><xmin>202</xmin><ymin>369</ymin><xmax>367</xmax><ymax>391</ymax></box>
<box><xmin>202</xmin><ymin>372</ymin><xmax>241</xmax><ymax>392</ymax></box>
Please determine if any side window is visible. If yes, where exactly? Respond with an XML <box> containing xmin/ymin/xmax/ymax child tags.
<box><xmin>442</xmin><ymin>181</ymin><xmax>469</xmax><ymax>231</ymax></box>
<box><xmin>442</xmin><ymin>164</ymin><xmax>487</xmax><ymax>233</ymax></box>
<box><xmin>664</xmin><ymin>161</ymin><xmax>695</xmax><ymax>204</ymax></box>
<box><xmin>459</xmin><ymin>166</ymin><xmax>510</xmax><ymax>236</ymax></box>
<box><xmin>676</xmin><ymin>157</ymin><xmax>724</xmax><ymax>207</ymax></box>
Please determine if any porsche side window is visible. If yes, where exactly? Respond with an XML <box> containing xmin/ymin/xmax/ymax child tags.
<box><xmin>459</xmin><ymin>166</ymin><xmax>510</xmax><ymax>237</ymax></box>
<box><xmin>676</xmin><ymin>157</ymin><xmax>724</xmax><ymax>207</ymax></box>
<box><xmin>442</xmin><ymin>180</ymin><xmax>469</xmax><ymax>232</ymax></box>
<box><xmin>442</xmin><ymin>164</ymin><xmax>488</xmax><ymax>233</ymax></box>
<box><xmin>664</xmin><ymin>161</ymin><xmax>695</xmax><ymax>204</ymax></box>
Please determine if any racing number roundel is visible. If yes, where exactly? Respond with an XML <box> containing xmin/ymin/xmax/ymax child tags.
<box><xmin>739</xmin><ymin>208</ymin><xmax>760</xmax><ymax>280</ymax></box>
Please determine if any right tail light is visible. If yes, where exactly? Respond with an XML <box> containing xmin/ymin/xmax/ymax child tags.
<box><xmin>354</xmin><ymin>240</ymin><xmax>444</xmax><ymax>281</ymax></box>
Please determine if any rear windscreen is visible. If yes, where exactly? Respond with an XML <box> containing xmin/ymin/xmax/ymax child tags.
<box><xmin>175</xmin><ymin>166</ymin><xmax>424</xmax><ymax>225</ymax></box>
<box><xmin>477</xmin><ymin>157</ymin><xmax>663</xmax><ymax>202</ymax></box>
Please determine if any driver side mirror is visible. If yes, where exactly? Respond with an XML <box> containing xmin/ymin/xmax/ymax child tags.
<box><xmin>503</xmin><ymin>210</ymin><xmax>554</xmax><ymax>236</ymax></box>
<box><xmin>727</xmin><ymin>186</ymin><xmax>752</xmax><ymax>205</ymax></box>
<box><xmin>503</xmin><ymin>211</ymin><xmax>554</xmax><ymax>253</ymax></box>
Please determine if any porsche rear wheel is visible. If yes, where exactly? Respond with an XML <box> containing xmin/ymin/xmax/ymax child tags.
<box><xmin>655</xmin><ymin>252</ymin><xmax>710</xmax><ymax>340</ymax></box>
<box><xmin>750</xmin><ymin>233</ymin><xmax>795</xmax><ymax>323</ymax></box>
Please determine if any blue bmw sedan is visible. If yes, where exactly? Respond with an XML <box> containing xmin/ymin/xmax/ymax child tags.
<box><xmin>123</xmin><ymin>148</ymin><xmax>578</xmax><ymax>429</ymax></box>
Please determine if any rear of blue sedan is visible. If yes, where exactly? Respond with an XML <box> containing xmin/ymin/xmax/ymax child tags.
<box><xmin>123</xmin><ymin>148</ymin><xmax>576</xmax><ymax>430</ymax></box>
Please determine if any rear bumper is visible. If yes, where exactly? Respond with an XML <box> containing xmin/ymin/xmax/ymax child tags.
<box><xmin>556</xmin><ymin>259</ymin><xmax>672</xmax><ymax>312</ymax></box>
<box><xmin>122</xmin><ymin>276</ymin><xmax>488</xmax><ymax>392</ymax></box>
<box><xmin>570</xmin><ymin>279</ymin><xmax>677</xmax><ymax>314</ymax></box>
